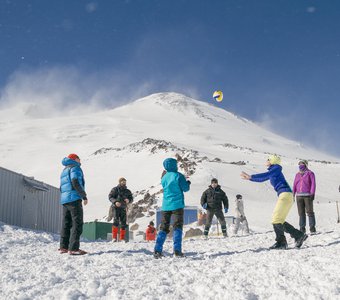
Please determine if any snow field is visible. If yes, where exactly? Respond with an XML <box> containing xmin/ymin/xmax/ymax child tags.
<box><xmin>1</xmin><ymin>223</ymin><xmax>340</xmax><ymax>300</ymax></box>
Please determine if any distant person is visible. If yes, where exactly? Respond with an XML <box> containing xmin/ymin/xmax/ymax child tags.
<box><xmin>154</xmin><ymin>158</ymin><xmax>191</xmax><ymax>258</ymax></box>
<box><xmin>59</xmin><ymin>153</ymin><xmax>88</xmax><ymax>255</ymax></box>
<box><xmin>197</xmin><ymin>210</ymin><xmax>207</xmax><ymax>226</ymax></box>
<box><xmin>108</xmin><ymin>177</ymin><xmax>133</xmax><ymax>242</ymax></box>
<box><xmin>200</xmin><ymin>178</ymin><xmax>229</xmax><ymax>238</ymax></box>
<box><xmin>241</xmin><ymin>155</ymin><xmax>307</xmax><ymax>249</ymax></box>
<box><xmin>293</xmin><ymin>160</ymin><xmax>317</xmax><ymax>234</ymax></box>
<box><xmin>145</xmin><ymin>221</ymin><xmax>157</xmax><ymax>241</ymax></box>
<box><xmin>233</xmin><ymin>194</ymin><xmax>250</xmax><ymax>235</ymax></box>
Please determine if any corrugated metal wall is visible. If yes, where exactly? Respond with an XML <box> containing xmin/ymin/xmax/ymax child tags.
<box><xmin>0</xmin><ymin>166</ymin><xmax>62</xmax><ymax>234</ymax></box>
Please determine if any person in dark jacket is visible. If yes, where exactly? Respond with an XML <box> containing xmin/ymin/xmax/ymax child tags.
<box><xmin>201</xmin><ymin>178</ymin><xmax>229</xmax><ymax>238</ymax></box>
<box><xmin>154</xmin><ymin>158</ymin><xmax>191</xmax><ymax>258</ymax></box>
<box><xmin>108</xmin><ymin>177</ymin><xmax>133</xmax><ymax>242</ymax></box>
<box><xmin>241</xmin><ymin>155</ymin><xmax>307</xmax><ymax>249</ymax></box>
<box><xmin>59</xmin><ymin>153</ymin><xmax>88</xmax><ymax>255</ymax></box>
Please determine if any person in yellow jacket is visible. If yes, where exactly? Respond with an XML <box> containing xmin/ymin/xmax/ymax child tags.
<box><xmin>241</xmin><ymin>155</ymin><xmax>308</xmax><ymax>249</ymax></box>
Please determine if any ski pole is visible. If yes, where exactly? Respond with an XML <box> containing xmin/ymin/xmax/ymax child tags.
<box><xmin>336</xmin><ymin>201</ymin><xmax>340</xmax><ymax>223</ymax></box>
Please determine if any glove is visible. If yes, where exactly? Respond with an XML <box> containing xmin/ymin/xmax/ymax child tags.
<box><xmin>224</xmin><ymin>208</ymin><xmax>228</xmax><ymax>213</ymax></box>
<box><xmin>202</xmin><ymin>203</ymin><xmax>207</xmax><ymax>209</ymax></box>
<box><xmin>310</xmin><ymin>194</ymin><xmax>315</xmax><ymax>201</ymax></box>
<box><xmin>187</xmin><ymin>180</ymin><xmax>191</xmax><ymax>185</ymax></box>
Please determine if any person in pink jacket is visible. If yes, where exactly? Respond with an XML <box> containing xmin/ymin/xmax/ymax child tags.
<box><xmin>293</xmin><ymin>160</ymin><xmax>316</xmax><ymax>234</ymax></box>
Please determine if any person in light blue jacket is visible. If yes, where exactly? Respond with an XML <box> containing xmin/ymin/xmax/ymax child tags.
<box><xmin>154</xmin><ymin>158</ymin><xmax>191</xmax><ymax>258</ymax></box>
<box><xmin>59</xmin><ymin>154</ymin><xmax>88</xmax><ymax>255</ymax></box>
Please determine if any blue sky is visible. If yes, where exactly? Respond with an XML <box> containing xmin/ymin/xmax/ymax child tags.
<box><xmin>1</xmin><ymin>0</ymin><xmax>340</xmax><ymax>156</ymax></box>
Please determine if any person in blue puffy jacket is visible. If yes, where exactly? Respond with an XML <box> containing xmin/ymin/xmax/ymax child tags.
<box><xmin>59</xmin><ymin>153</ymin><xmax>88</xmax><ymax>255</ymax></box>
<box><xmin>154</xmin><ymin>158</ymin><xmax>191</xmax><ymax>258</ymax></box>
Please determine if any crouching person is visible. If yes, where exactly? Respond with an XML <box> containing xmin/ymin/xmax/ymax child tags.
<box><xmin>154</xmin><ymin>158</ymin><xmax>191</xmax><ymax>258</ymax></box>
<box><xmin>146</xmin><ymin>221</ymin><xmax>157</xmax><ymax>241</ymax></box>
<box><xmin>233</xmin><ymin>194</ymin><xmax>250</xmax><ymax>235</ymax></box>
<box><xmin>108</xmin><ymin>177</ymin><xmax>133</xmax><ymax>242</ymax></box>
<box><xmin>201</xmin><ymin>178</ymin><xmax>229</xmax><ymax>238</ymax></box>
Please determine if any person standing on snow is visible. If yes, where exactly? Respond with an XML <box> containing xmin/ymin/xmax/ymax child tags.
<box><xmin>233</xmin><ymin>194</ymin><xmax>250</xmax><ymax>235</ymax></box>
<box><xmin>108</xmin><ymin>177</ymin><xmax>133</xmax><ymax>242</ymax></box>
<box><xmin>59</xmin><ymin>153</ymin><xmax>88</xmax><ymax>255</ymax></box>
<box><xmin>241</xmin><ymin>155</ymin><xmax>308</xmax><ymax>249</ymax></box>
<box><xmin>293</xmin><ymin>160</ymin><xmax>317</xmax><ymax>234</ymax></box>
<box><xmin>154</xmin><ymin>158</ymin><xmax>191</xmax><ymax>258</ymax></box>
<box><xmin>200</xmin><ymin>178</ymin><xmax>229</xmax><ymax>238</ymax></box>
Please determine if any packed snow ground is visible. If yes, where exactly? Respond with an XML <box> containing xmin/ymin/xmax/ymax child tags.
<box><xmin>1</xmin><ymin>222</ymin><xmax>340</xmax><ymax>300</ymax></box>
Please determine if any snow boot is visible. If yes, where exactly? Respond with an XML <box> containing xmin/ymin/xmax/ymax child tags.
<box><xmin>310</xmin><ymin>226</ymin><xmax>316</xmax><ymax>235</ymax></box>
<box><xmin>174</xmin><ymin>250</ymin><xmax>185</xmax><ymax>257</ymax></box>
<box><xmin>221</xmin><ymin>224</ymin><xmax>228</xmax><ymax>237</ymax></box>
<box><xmin>112</xmin><ymin>226</ymin><xmax>118</xmax><ymax>242</ymax></box>
<box><xmin>269</xmin><ymin>241</ymin><xmax>288</xmax><ymax>250</ymax></box>
<box><xmin>283</xmin><ymin>222</ymin><xmax>304</xmax><ymax>240</ymax></box>
<box><xmin>155</xmin><ymin>231</ymin><xmax>167</xmax><ymax>253</ymax></box>
<box><xmin>154</xmin><ymin>251</ymin><xmax>164</xmax><ymax>259</ymax></box>
<box><xmin>300</xmin><ymin>227</ymin><xmax>306</xmax><ymax>233</ymax></box>
<box><xmin>173</xmin><ymin>228</ymin><xmax>183</xmax><ymax>255</ymax></box>
<box><xmin>120</xmin><ymin>228</ymin><xmax>126</xmax><ymax>242</ymax></box>
<box><xmin>271</xmin><ymin>224</ymin><xmax>287</xmax><ymax>249</ymax></box>
<box><xmin>295</xmin><ymin>234</ymin><xmax>308</xmax><ymax>248</ymax></box>
<box><xmin>58</xmin><ymin>248</ymin><xmax>68</xmax><ymax>254</ymax></box>
<box><xmin>69</xmin><ymin>249</ymin><xmax>87</xmax><ymax>255</ymax></box>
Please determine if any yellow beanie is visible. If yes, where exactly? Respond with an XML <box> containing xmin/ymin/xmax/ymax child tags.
<box><xmin>268</xmin><ymin>154</ymin><xmax>281</xmax><ymax>165</ymax></box>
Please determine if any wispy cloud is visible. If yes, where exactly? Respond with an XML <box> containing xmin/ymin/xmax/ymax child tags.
<box><xmin>0</xmin><ymin>61</ymin><xmax>201</xmax><ymax>119</ymax></box>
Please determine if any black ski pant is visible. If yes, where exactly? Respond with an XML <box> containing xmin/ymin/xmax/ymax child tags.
<box><xmin>160</xmin><ymin>208</ymin><xmax>184</xmax><ymax>233</ymax></box>
<box><xmin>60</xmin><ymin>199</ymin><xmax>83</xmax><ymax>251</ymax></box>
<box><xmin>204</xmin><ymin>209</ymin><xmax>227</xmax><ymax>235</ymax></box>
<box><xmin>296</xmin><ymin>196</ymin><xmax>316</xmax><ymax>229</ymax></box>
<box><xmin>113</xmin><ymin>207</ymin><xmax>128</xmax><ymax>229</ymax></box>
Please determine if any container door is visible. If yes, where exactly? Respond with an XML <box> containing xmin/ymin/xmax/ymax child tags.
<box><xmin>21</xmin><ymin>193</ymin><xmax>38</xmax><ymax>230</ymax></box>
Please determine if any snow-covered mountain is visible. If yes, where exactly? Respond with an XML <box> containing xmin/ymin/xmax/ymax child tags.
<box><xmin>0</xmin><ymin>92</ymin><xmax>339</xmax><ymax>229</ymax></box>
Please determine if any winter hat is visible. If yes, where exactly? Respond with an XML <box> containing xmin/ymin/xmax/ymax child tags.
<box><xmin>211</xmin><ymin>178</ymin><xmax>218</xmax><ymax>184</ymax></box>
<box><xmin>236</xmin><ymin>194</ymin><xmax>242</xmax><ymax>199</ymax></box>
<box><xmin>268</xmin><ymin>154</ymin><xmax>281</xmax><ymax>165</ymax></box>
<box><xmin>298</xmin><ymin>159</ymin><xmax>308</xmax><ymax>166</ymax></box>
<box><xmin>68</xmin><ymin>153</ymin><xmax>79</xmax><ymax>160</ymax></box>
<box><xmin>119</xmin><ymin>177</ymin><xmax>127</xmax><ymax>183</ymax></box>
<box><xmin>149</xmin><ymin>221</ymin><xmax>154</xmax><ymax>226</ymax></box>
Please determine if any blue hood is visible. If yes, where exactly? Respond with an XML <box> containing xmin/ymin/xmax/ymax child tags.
<box><xmin>163</xmin><ymin>158</ymin><xmax>178</xmax><ymax>172</ymax></box>
<box><xmin>62</xmin><ymin>157</ymin><xmax>81</xmax><ymax>167</ymax></box>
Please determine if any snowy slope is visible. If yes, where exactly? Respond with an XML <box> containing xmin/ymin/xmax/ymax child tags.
<box><xmin>0</xmin><ymin>92</ymin><xmax>339</xmax><ymax>229</ymax></box>
<box><xmin>1</xmin><ymin>92</ymin><xmax>340</xmax><ymax>300</ymax></box>
<box><xmin>1</xmin><ymin>222</ymin><xmax>340</xmax><ymax>300</ymax></box>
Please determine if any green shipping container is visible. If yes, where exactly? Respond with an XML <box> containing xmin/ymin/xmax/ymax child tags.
<box><xmin>82</xmin><ymin>221</ymin><xmax>129</xmax><ymax>241</ymax></box>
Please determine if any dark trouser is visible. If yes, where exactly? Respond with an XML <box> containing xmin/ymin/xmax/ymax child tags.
<box><xmin>60</xmin><ymin>200</ymin><xmax>83</xmax><ymax>251</ymax></box>
<box><xmin>160</xmin><ymin>208</ymin><xmax>184</xmax><ymax>233</ymax></box>
<box><xmin>204</xmin><ymin>209</ymin><xmax>227</xmax><ymax>236</ymax></box>
<box><xmin>296</xmin><ymin>196</ymin><xmax>316</xmax><ymax>230</ymax></box>
<box><xmin>155</xmin><ymin>209</ymin><xmax>184</xmax><ymax>253</ymax></box>
<box><xmin>113</xmin><ymin>207</ymin><xmax>128</xmax><ymax>229</ymax></box>
<box><xmin>273</xmin><ymin>222</ymin><xmax>304</xmax><ymax>244</ymax></box>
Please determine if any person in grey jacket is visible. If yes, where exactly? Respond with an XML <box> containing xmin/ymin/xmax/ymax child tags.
<box><xmin>201</xmin><ymin>178</ymin><xmax>229</xmax><ymax>238</ymax></box>
<box><xmin>233</xmin><ymin>194</ymin><xmax>250</xmax><ymax>235</ymax></box>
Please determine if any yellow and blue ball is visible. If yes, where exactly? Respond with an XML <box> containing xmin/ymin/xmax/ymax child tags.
<box><xmin>213</xmin><ymin>90</ymin><xmax>223</xmax><ymax>102</ymax></box>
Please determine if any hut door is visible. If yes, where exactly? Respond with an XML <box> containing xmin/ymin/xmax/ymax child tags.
<box><xmin>21</xmin><ymin>193</ymin><xmax>38</xmax><ymax>230</ymax></box>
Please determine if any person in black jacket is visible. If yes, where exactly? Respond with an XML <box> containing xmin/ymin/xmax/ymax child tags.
<box><xmin>201</xmin><ymin>178</ymin><xmax>229</xmax><ymax>238</ymax></box>
<box><xmin>108</xmin><ymin>177</ymin><xmax>133</xmax><ymax>242</ymax></box>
